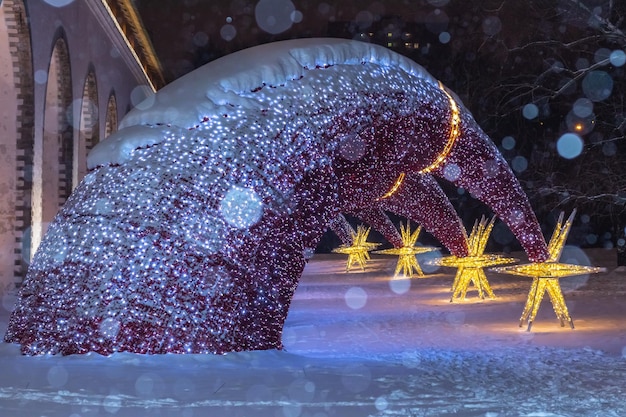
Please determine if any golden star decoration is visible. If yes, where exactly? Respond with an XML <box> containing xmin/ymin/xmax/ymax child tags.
<box><xmin>429</xmin><ymin>216</ymin><xmax>518</xmax><ymax>302</ymax></box>
<box><xmin>374</xmin><ymin>221</ymin><xmax>438</xmax><ymax>278</ymax></box>
<box><xmin>493</xmin><ymin>210</ymin><xmax>605</xmax><ymax>331</ymax></box>
<box><xmin>332</xmin><ymin>224</ymin><xmax>380</xmax><ymax>272</ymax></box>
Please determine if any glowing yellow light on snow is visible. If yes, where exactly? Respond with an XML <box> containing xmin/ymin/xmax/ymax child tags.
<box><xmin>493</xmin><ymin>211</ymin><xmax>606</xmax><ymax>330</ymax></box>
<box><xmin>431</xmin><ymin>216</ymin><xmax>517</xmax><ymax>301</ymax></box>
<box><xmin>377</xmin><ymin>172</ymin><xmax>406</xmax><ymax>201</ymax></box>
<box><xmin>332</xmin><ymin>224</ymin><xmax>380</xmax><ymax>272</ymax></box>
<box><xmin>374</xmin><ymin>221</ymin><xmax>438</xmax><ymax>277</ymax></box>
<box><xmin>419</xmin><ymin>81</ymin><xmax>461</xmax><ymax>174</ymax></box>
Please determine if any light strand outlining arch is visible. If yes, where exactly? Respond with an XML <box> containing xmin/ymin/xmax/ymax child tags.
<box><xmin>376</xmin><ymin>172</ymin><xmax>406</xmax><ymax>201</ymax></box>
<box><xmin>419</xmin><ymin>81</ymin><xmax>461</xmax><ymax>174</ymax></box>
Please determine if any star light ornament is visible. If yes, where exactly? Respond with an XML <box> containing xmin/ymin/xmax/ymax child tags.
<box><xmin>375</xmin><ymin>221</ymin><xmax>438</xmax><ymax>277</ymax></box>
<box><xmin>430</xmin><ymin>216</ymin><xmax>517</xmax><ymax>301</ymax></box>
<box><xmin>493</xmin><ymin>211</ymin><xmax>605</xmax><ymax>331</ymax></box>
<box><xmin>332</xmin><ymin>225</ymin><xmax>380</xmax><ymax>272</ymax></box>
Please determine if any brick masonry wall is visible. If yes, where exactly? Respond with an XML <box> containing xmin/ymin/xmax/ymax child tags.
<box><xmin>104</xmin><ymin>93</ymin><xmax>118</xmax><ymax>138</ymax></box>
<box><xmin>52</xmin><ymin>38</ymin><xmax>74</xmax><ymax>207</ymax></box>
<box><xmin>4</xmin><ymin>0</ymin><xmax>34</xmax><ymax>286</ymax></box>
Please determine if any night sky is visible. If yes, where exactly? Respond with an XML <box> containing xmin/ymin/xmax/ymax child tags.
<box><xmin>135</xmin><ymin>0</ymin><xmax>556</xmax><ymax>83</ymax></box>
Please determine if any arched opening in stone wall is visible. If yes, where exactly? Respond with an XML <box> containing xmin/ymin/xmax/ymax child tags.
<box><xmin>32</xmin><ymin>36</ymin><xmax>73</xmax><ymax>259</ymax></box>
<box><xmin>104</xmin><ymin>92</ymin><xmax>118</xmax><ymax>138</ymax></box>
<box><xmin>0</xmin><ymin>0</ymin><xmax>34</xmax><ymax>288</ymax></box>
<box><xmin>74</xmin><ymin>70</ymin><xmax>99</xmax><ymax>188</ymax></box>
<box><xmin>0</xmin><ymin>2</ymin><xmax>18</xmax><ymax>292</ymax></box>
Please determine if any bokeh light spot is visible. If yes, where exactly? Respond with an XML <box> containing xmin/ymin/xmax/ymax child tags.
<box><xmin>426</xmin><ymin>9</ymin><xmax>449</xmax><ymax>34</ymax></box>
<box><xmin>70</xmin><ymin>98</ymin><xmax>99</xmax><ymax>129</ymax></box>
<box><xmin>220</xmin><ymin>24</ymin><xmax>237</xmax><ymax>41</ymax></box>
<box><xmin>566</xmin><ymin>110</ymin><xmax>594</xmax><ymax>135</ymax></box>
<box><xmin>560</xmin><ymin>245</ymin><xmax>591</xmax><ymax>291</ymax></box>
<box><xmin>317</xmin><ymin>3</ymin><xmax>331</xmax><ymax>15</ymax></box>
<box><xmin>442</xmin><ymin>163</ymin><xmax>461</xmax><ymax>181</ymax></box>
<box><xmin>255</xmin><ymin>0</ymin><xmax>296</xmax><ymax>34</ymax></box>
<box><xmin>576</xmin><ymin>57</ymin><xmax>590</xmax><ymax>70</ymax></box>
<box><xmin>35</xmin><ymin>70</ymin><xmax>48</xmax><ymax>84</ymax></box>
<box><xmin>47</xmin><ymin>366</ymin><xmax>69</xmax><ymax>388</ymax></box>
<box><xmin>439</xmin><ymin>32</ymin><xmax>451</xmax><ymax>44</ymax></box>
<box><xmin>582</xmin><ymin>70</ymin><xmax>613</xmax><ymax>102</ymax></box>
<box><xmin>594</xmin><ymin>47</ymin><xmax>611</xmax><ymax>64</ymax></box>
<box><xmin>339</xmin><ymin>133</ymin><xmax>366</xmax><ymax>162</ymax></box>
<box><xmin>135</xmin><ymin>374</ymin><xmax>155</xmax><ymax>396</ymax></box>
<box><xmin>602</xmin><ymin>141</ymin><xmax>617</xmax><ymax>156</ymax></box>
<box><xmin>389</xmin><ymin>277</ymin><xmax>410</xmax><ymax>294</ymax></box>
<box><xmin>501</xmin><ymin>136</ymin><xmax>516</xmax><ymax>150</ymax></box>
<box><xmin>99</xmin><ymin>317</ymin><xmax>121</xmax><ymax>340</ymax></box>
<box><xmin>482</xmin><ymin>16</ymin><xmax>502</xmax><ymax>36</ymax></box>
<box><xmin>482</xmin><ymin>159</ymin><xmax>499</xmax><ymax>178</ymax></box>
<box><xmin>110</xmin><ymin>46</ymin><xmax>121</xmax><ymax>59</ymax></box>
<box><xmin>375</xmin><ymin>396</ymin><xmax>389</xmax><ymax>410</ymax></box>
<box><xmin>130</xmin><ymin>85</ymin><xmax>155</xmax><ymax>110</ymax></box>
<box><xmin>42</xmin><ymin>0</ymin><xmax>74</xmax><ymax>6</ymax></box>
<box><xmin>573</xmin><ymin>98</ymin><xmax>593</xmax><ymax>117</ymax></box>
<box><xmin>102</xmin><ymin>395</ymin><xmax>122</xmax><ymax>413</ymax></box>
<box><xmin>220</xmin><ymin>186</ymin><xmax>263</xmax><ymax>229</ymax></box>
<box><xmin>355</xmin><ymin>10</ymin><xmax>374</xmax><ymax>29</ymax></box>
<box><xmin>291</xmin><ymin>10</ymin><xmax>303</xmax><ymax>23</ymax></box>
<box><xmin>511</xmin><ymin>155</ymin><xmax>528</xmax><ymax>173</ymax></box>
<box><xmin>557</xmin><ymin>133</ymin><xmax>584</xmax><ymax>159</ymax></box>
<box><xmin>522</xmin><ymin>103</ymin><xmax>539</xmax><ymax>120</ymax></box>
<box><xmin>344</xmin><ymin>287</ymin><xmax>367</xmax><ymax>309</ymax></box>
<box><xmin>610</xmin><ymin>50</ymin><xmax>626</xmax><ymax>67</ymax></box>
<box><xmin>192</xmin><ymin>31</ymin><xmax>209</xmax><ymax>47</ymax></box>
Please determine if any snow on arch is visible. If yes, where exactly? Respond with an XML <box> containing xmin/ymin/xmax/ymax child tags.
<box><xmin>215</xmin><ymin>37</ymin><xmax>440</xmax><ymax>95</ymax></box>
<box><xmin>123</xmin><ymin>38</ymin><xmax>440</xmax><ymax>129</ymax></box>
<box><xmin>88</xmin><ymin>38</ymin><xmax>440</xmax><ymax>169</ymax></box>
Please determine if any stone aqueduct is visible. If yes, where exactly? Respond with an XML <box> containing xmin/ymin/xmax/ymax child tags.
<box><xmin>0</xmin><ymin>0</ymin><xmax>164</xmax><ymax>294</ymax></box>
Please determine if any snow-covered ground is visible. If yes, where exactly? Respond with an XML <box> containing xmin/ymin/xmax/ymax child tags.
<box><xmin>1</xmin><ymin>247</ymin><xmax>625</xmax><ymax>417</ymax></box>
